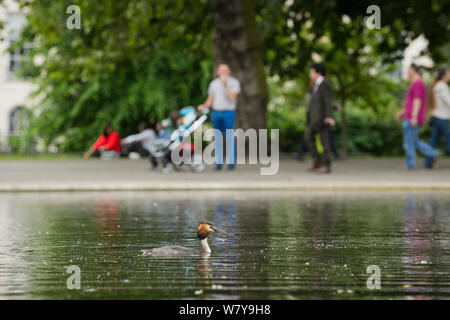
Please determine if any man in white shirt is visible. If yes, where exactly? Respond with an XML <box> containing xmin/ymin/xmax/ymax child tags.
<box><xmin>198</xmin><ymin>64</ymin><xmax>241</xmax><ymax>170</ymax></box>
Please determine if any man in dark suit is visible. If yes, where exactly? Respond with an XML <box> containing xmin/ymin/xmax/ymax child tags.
<box><xmin>305</xmin><ymin>63</ymin><xmax>335</xmax><ymax>173</ymax></box>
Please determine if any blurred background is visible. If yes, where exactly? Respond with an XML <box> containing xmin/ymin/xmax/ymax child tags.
<box><xmin>0</xmin><ymin>0</ymin><xmax>448</xmax><ymax>156</ymax></box>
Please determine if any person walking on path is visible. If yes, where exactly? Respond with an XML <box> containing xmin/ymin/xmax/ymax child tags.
<box><xmin>395</xmin><ymin>64</ymin><xmax>439</xmax><ymax>169</ymax></box>
<box><xmin>198</xmin><ymin>63</ymin><xmax>241</xmax><ymax>170</ymax></box>
<box><xmin>297</xmin><ymin>105</ymin><xmax>341</xmax><ymax>161</ymax></box>
<box><xmin>425</xmin><ymin>67</ymin><xmax>450</xmax><ymax>168</ymax></box>
<box><xmin>304</xmin><ymin>63</ymin><xmax>336</xmax><ymax>174</ymax></box>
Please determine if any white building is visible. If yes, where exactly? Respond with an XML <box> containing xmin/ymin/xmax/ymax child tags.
<box><xmin>0</xmin><ymin>0</ymin><xmax>36</xmax><ymax>152</ymax></box>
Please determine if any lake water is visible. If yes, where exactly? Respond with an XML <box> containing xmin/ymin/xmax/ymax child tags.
<box><xmin>0</xmin><ymin>191</ymin><xmax>449</xmax><ymax>300</ymax></box>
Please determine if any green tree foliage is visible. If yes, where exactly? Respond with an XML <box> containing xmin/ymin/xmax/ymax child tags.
<box><xmin>257</xmin><ymin>0</ymin><xmax>449</xmax><ymax>76</ymax></box>
<box><xmin>17</xmin><ymin>0</ymin><xmax>212</xmax><ymax>151</ymax></box>
<box><xmin>256</xmin><ymin>0</ymin><xmax>449</xmax><ymax>154</ymax></box>
<box><xmin>11</xmin><ymin>0</ymin><xmax>449</xmax><ymax>154</ymax></box>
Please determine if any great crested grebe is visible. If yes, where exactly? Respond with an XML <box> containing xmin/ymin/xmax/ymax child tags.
<box><xmin>141</xmin><ymin>222</ymin><xmax>224</xmax><ymax>257</ymax></box>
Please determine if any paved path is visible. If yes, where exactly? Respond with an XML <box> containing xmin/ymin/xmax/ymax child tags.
<box><xmin>0</xmin><ymin>158</ymin><xmax>449</xmax><ymax>191</ymax></box>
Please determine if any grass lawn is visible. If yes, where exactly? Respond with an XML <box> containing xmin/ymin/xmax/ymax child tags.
<box><xmin>0</xmin><ymin>153</ymin><xmax>82</xmax><ymax>160</ymax></box>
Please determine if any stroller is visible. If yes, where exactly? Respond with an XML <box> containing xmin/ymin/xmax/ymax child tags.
<box><xmin>153</xmin><ymin>106</ymin><xmax>209</xmax><ymax>173</ymax></box>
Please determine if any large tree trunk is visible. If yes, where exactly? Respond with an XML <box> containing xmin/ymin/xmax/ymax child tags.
<box><xmin>211</xmin><ymin>0</ymin><xmax>268</xmax><ymax>130</ymax></box>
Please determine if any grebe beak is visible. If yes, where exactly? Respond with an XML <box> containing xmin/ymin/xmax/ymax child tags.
<box><xmin>210</xmin><ymin>225</ymin><xmax>227</xmax><ymax>235</ymax></box>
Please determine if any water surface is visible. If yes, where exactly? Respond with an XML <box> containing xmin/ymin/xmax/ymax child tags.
<box><xmin>0</xmin><ymin>191</ymin><xmax>449</xmax><ymax>299</ymax></box>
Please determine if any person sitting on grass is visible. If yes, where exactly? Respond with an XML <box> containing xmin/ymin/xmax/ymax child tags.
<box><xmin>121</xmin><ymin>122</ymin><xmax>159</xmax><ymax>169</ymax></box>
<box><xmin>84</xmin><ymin>122</ymin><xmax>121</xmax><ymax>159</ymax></box>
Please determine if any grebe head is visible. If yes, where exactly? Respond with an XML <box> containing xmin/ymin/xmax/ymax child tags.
<box><xmin>197</xmin><ymin>222</ymin><xmax>226</xmax><ymax>254</ymax></box>
<box><xmin>197</xmin><ymin>222</ymin><xmax>218</xmax><ymax>240</ymax></box>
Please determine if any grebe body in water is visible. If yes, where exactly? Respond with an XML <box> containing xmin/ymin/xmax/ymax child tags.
<box><xmin>141</xmin><ymin>222</ymin><xmax>223</xmax><ymax>257</ymax></box>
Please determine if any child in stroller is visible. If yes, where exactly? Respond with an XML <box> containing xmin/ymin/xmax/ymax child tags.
<box><xmin>153</xmin><ymin>106</ymin><xmax>208</xmax><ymax>173</ymax></box>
